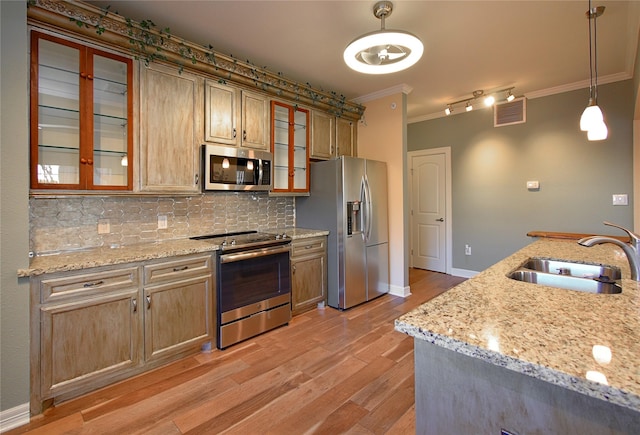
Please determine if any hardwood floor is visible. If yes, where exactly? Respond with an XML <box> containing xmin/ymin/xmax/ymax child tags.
<box><xmin>9</xmin><ymin>269</ymin><xmax>465</xmax><ymax>435</ymax></box>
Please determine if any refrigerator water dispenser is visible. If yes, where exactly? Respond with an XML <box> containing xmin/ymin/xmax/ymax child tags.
<box><xmin>347</xmin><ymin>201</ymin><xmax>362</xmax><ymax>235</ymax></box>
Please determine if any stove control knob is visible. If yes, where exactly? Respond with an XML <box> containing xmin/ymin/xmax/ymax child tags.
<box><xmin>221</xmin><ymin>240</ymin><xmax>228</xmax><ymax>247</ymax></box>
<box><xmin>281</xmin><ymin>233</ymin><xmax>288</xmax><ymax>239</ymax></box>
<box><xmin>230</xmin><ymin>239</ymin><xmax>237</xmax><ymax>246</ymax></box>
<box><xmin>275</xmin><ymin>234</ymin><xmax>281</xmax><ymax>240</ymax></box>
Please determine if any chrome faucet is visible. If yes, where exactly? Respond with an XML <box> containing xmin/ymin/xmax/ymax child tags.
<box><xmin>578</xmin><ymin>221</ymin><xmax>640</xmax><ymax>281</ymax></box>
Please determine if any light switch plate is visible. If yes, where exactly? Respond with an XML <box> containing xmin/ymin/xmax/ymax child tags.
<box><xmin>612</xmin><ymin>194</ymin><xmax>628</xmax><ymax>206</ymax></box>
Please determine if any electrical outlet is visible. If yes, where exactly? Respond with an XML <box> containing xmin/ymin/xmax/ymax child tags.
<box><xmin>465</xmin><ymin>244</ymin><xmax>471</xmax><ymax>256</ymax></box>
<box><xmin>98</xmin><ymin>219</ymin><xmax>110</xmax><ymax>234</ymax></box>
<box><xmin>158</xmin><ymin>215</ymin><xmax>168</xmax><ymax>229</ymax></box>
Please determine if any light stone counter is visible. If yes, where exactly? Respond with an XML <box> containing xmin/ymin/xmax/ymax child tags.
<box><xmin>395</xmin><ymin>238</ymin><xmax>640</xmax><ymax>412</ymax></box>
<box><xmin>18</xmin><ymin>227</ymin><xmax>328</xmax><ymax>277</ymax></box>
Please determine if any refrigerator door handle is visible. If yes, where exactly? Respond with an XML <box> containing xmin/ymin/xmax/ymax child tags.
<box><xmin>362</xmin><ymin>175</ymin><xmax>373</xmax><ymax>241</ymax></box>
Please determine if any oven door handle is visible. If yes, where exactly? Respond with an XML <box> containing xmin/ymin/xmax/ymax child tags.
<box><xmin>219</xmin><ymin>245</ymin><xmax>290</xmax><ymax>264</ymax></box>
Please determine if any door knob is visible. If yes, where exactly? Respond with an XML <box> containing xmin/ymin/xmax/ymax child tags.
<box><xmin>436</xmin><ymin>218</ymin><xmax>444</xmax><ymax>222</ymax></box>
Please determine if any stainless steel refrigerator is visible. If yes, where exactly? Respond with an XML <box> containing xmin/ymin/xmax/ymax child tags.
<box><xmin>296</xmin><ymin>156</ymin><xmax>389</xmax><ymax>309</ymax></box>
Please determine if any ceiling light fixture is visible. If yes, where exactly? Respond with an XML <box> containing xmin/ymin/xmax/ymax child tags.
<box><xmin>580</xmin><ymin>0</ymin><xmax>607</xmax><ymax>141</ymax></box>
<box><xmin>445</xmin><ymin>88</ymin><xmax>515</xmax><ymax>116</ymax></box>
<box><xmin>344</xmin><ymin>1</ymin><xmax>423</xmax><ymax>75</ymax></box>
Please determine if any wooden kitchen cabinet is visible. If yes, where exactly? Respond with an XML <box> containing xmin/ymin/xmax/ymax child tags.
<box><xmin>30</xmin><ymin>31</ymin><xmax>133</xmax><ymax>190</ymax></box>
<box><xmin>142</xmin><ymin>255</ymin><xmax>214</xmax><ymax>362</ymax></box>
<box><xmin>30</xmin><ymin>253</ymin><xmax>215</xmax><ymax>414</ymax></box>
<box><xmin>310</xmin><ymin>110</ymin><xmax>335</xmax><ymax>160</ymax></box>
<box><xmin>139</xmin><ymin>62</ymin><xmax>203</xmax><ymax>192</ymax></box>
<box><xmin>32</xmin><ymin>266</ymin><xmax>141</xmax><ymax>411</ymax></box>
<box><xmin>336</xmin><ymin>118</ymin><xmax>357</xmax><ymax>157</ymax></box>
<box><xmin>291</xmin><ymin>236</ymin><xmax>327</xmax><ymax>316</ymax></box>
<box><xmin>205</xmin><ymin>80</ymin><xmax>269</xmax><ymax>150</ymax></box>
<box><xmin>271</xmin><ymin>101</ymin><xmax>310</xmax><ymax>193</ymax></box>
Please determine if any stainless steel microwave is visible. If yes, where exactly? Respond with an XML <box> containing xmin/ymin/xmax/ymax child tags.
<box><xmin>202</xmin><ymin>144</ymin><xmax>272</xmax><ymax>191</ymax></box>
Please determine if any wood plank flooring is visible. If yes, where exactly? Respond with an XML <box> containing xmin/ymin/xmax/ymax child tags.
<box><xmin>9</xmin><ymin>269</ymin><xmax>465</xmax><ymax>435</ymax></box>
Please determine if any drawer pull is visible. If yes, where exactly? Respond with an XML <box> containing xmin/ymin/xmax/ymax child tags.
<box><xmin>305</xmin><ymin>245</ymin><xmax>312</xmax><ymax>249</ymax></box>
<box><xmin>173</xmin><ymin>266</ymin><xmax>189</xmax><ymax>272</ymax></box>
<box><xmin>83</xmin><ymin>280</ymin><xmax>104</xmax><ymax>288</ymax></box>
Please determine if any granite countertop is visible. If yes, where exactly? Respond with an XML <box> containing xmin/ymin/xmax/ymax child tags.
<box><xmin>19</xmin><ymin>227</ymin><xmax>328</xmax><ymax>277</ymax></box>
<box><xmin>395</xmin><ymin>239</ymin><xmax>640</xmax><ymax>412</ymax></box>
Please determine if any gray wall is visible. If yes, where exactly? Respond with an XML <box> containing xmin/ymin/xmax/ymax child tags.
<box><xmin>409</xmin><ymin>80</ymin><xmax>635</xmax><ymax>272</ymax></box>
<box><xmin>1</xmin><ymin>0</ymin><xmax>31</xmax><ymax>412</ymax></box>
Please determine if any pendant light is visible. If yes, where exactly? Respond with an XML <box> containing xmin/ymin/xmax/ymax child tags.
<box><xmin>344</xmin><ymin>1</ymin><xmax>423</xmax><ymax>74</ymax></box>
<box><xmin>580</xmin><ymin>1</ymin><xmax>607</xmax><ymax>140</ymax></box>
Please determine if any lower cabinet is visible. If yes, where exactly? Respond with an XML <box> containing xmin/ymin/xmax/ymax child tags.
<box><xmin>291</xmin><ymin>236</ymin><xmax>327</xmax><ymax>316</ymax></box>
<box><xmin>30</xmin><ymin>254</ymin><xmax>214</xmax><ymax>414</ymax></box>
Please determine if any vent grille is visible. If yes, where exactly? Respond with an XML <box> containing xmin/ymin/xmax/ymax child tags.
<box><xmin>494</xmin><ymin>97</ymin><xmax>526</xmax><ymax>127</ymax></box>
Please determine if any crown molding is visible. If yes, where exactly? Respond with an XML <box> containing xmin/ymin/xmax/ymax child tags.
<box><xmin>353</xmin><ymin>84</ymin><xmax>414</xmax><ymax>105</ymax></box>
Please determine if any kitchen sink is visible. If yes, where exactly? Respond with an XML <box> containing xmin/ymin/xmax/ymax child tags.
<box><xmin>520</xmin><ymin>257</ymin><xmax>621</xmax><ymax>280</ymax></box>
<box><xmin>508</xmin><ymin>257</ymin><xmax>622</xmax><ymax>294</ymax></box>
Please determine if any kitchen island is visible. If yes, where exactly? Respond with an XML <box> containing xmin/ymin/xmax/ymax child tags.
<box><xmin>396</xmin><ymin>238</ymin><xmax>640</xmax><ymax>434</ymax></box>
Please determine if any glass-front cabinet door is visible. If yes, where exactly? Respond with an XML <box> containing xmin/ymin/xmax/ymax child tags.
<box><xmin>271</xmin><ymin>101</ymin><xmax>309</xmax><ymax>193</ymax></box>
<box><xmin>30</xmin><ymin>31</ymin><xmax>133</xmax><ymax>190</ymax></box>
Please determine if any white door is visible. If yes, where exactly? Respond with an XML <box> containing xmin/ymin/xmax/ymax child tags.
<box><xmin>410</xmin><ymin>151</ymin><xmax>448</xmax><ymax>272</ymax></box>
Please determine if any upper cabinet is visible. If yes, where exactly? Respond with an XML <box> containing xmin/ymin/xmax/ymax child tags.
<box><xmin>310</xmin><ymin>113</ymin><xmax>358</xmax><ymax>160</ymax></box>
<box><xmin>204</xmin><ymin>81</ymin><xmax>269</xmax><ymax>151</ymax></box>
<box><xmin>336</xmin><ymin>118</ymin><xmax>357</xmax><ymax>158</ymax></box>
<box><xmin>310</xmin><ymin>110</ymin><xmax>335</xmax><ymax>160</ymax></box>
<box><xmin>139</xmin><ymin>62</ymin><xmax>203</xmax><ymax>192</ymax></box>
<box><xmin>271</xmin><ymin>101</ymin><xmax>310</xmax><ymax>193</ymax></box>
<box><xmin>30</xmin><ymin>31</ymin><xmax>133</xmax><ymax>190</ymax></box>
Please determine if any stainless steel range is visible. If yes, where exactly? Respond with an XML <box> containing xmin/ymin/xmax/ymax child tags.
<box><xmin>190</xmin><ymin>231</ymin><xmax>291</xmax><ymax>349</ymax></box>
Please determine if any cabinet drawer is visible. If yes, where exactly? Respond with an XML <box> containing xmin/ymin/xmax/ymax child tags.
<box><xmin>144</xmin><ymin>255</ymin><xmax>212</xmax><ymax>285</ymax></box>
<box><xmin>41</xmin><ymin>267</ymin><xmax>139</xmax><ymax>304</ymax></box>
<box><xmin>291</xmin><ymin>238</ymin><xmax>326</xmax><ymax>257</ymax></box>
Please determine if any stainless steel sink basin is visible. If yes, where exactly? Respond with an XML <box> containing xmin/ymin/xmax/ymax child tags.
<box><xmin>521</xmin><ymin>257</ymin><xmax>621</xmax><ymax>280</ymax></box>
<box><xmin>508</xmin><ymin>257</ymin><xmax>622</xmax><ymax>294</ymax></box>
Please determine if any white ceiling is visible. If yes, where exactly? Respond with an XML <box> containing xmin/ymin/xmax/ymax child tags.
<box><xmin>87</xmin><ymin>0</ymin><xmax>639</xmax><ymax>122</ymax></box>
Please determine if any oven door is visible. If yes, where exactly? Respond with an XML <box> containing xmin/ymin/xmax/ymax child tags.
<box><xmin>218</xmin><ymin>244</ymin><xmax>291</xmax><ymax>313</ymax></box>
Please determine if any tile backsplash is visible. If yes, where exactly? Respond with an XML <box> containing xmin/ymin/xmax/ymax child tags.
<box><xmin>30</xmin><ymin>192</ymin><xmax>294</xmax><ymax>254</ymax></box>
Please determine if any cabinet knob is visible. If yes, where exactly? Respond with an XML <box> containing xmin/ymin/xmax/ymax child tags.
<box><xmin>87</xmin><ymin>159</ymin><xmax>94</xmax><ymax>165</ymax></box>
<box><xmin>146</xmin><ymin>295</ymin><xmax>151</xmax><ymax>309</ymax></box>
<box><xmin>292</xmin><ymin>265</ymin><xmax>296</xmax><ymax>273</ymax></box>
<box><xmin>80</xmin><ymin>158</ymin><xmax>87</xmax><ymax>164</ymax></box>
<box><xmin>132</xmin><ymin>298</ymin><xmax>137</xmax><ymax>313</ymax></box>
<box><xmin>80</xmin><ymin>72</ymin><xmax>87</xmax><ymax>79</ymax></box>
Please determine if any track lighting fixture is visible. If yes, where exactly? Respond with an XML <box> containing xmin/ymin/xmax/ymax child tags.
<box><xmin>580</xmin><ymin>0</ymin><xmax>607</xmax><ymax>141</ymax></box>
<box><xmin>444</xmin><ymin>87</ymin><xmax>515</xmax><ymax>116</ymax></box>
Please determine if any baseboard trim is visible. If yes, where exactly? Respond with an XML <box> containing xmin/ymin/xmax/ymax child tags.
<box><xmin>389</xmin><ymin>284</ymin><xmax>411</xmax><ymax>298</ymax></box>
<box><xmin>451</xmin><ymin>268</ymin><xmax>479</xmax><ymax>279</ymax></box>
<box><xmin>0</xmin><ymin>403</ymin><xmax>30</xmax><ymax>433</ymax></box>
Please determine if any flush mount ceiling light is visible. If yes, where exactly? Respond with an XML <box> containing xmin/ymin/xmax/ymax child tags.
<box><xmin>580</xmin><ymin>0</ymin><xmax>608</xmax><ymax>141</ymax></box>
<box><xmin>445</xmin><ymin>88</ymin><xmax>515</xmax><ymax>116</ymax></box>
<box><xmin>344</xmin><ymin>1</ymin><xmax>423</xmax><ymax>74</ymax></box>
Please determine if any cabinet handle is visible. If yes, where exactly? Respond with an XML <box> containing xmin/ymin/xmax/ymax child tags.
<box><xmin>132</xmin><ymin>298</ymin><xmax>137</xmax><ymax>313</ymax></box>
<box><xmin>233</xmin><ymin>128</ymin><xmax>237</xmax><ymax>138</ymax></box>
<box><xmin>305</xmin><ymin>245</ymin><xmax>312</xmax><ymax>249</ymax></box>
<box><xmin>83</xmin><ymin>280</ymin><xmax>104</xmax><ymax>288</ymax></box>
<box><xmin>194</xmin><ymin>173</ymin><xmax>199</xmax><ymax>185</ymax></box>
<box><xmin>243</xmin><ymin>130</ymin><xmax>247</xmax><ymax>140</ymax></box>
<box><xmin>146</xmin><ymin>295</ymin><xmax>151</xmax><ymax>309</ymax></box>
<box><xmin>173</xmin><ymin>266</ymin><xmax>188</xmax><ymax>272</ymax></box>
<box><xmin>292</xmin><ymin>265</ymin><xmax>296</xmax><ymax>274</ymax></box>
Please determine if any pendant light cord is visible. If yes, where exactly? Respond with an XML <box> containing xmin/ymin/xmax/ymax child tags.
<box><xmin>588</xmin><ymin>0</ymin><xmax>594</xmax><ymax>100</ymax></box>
